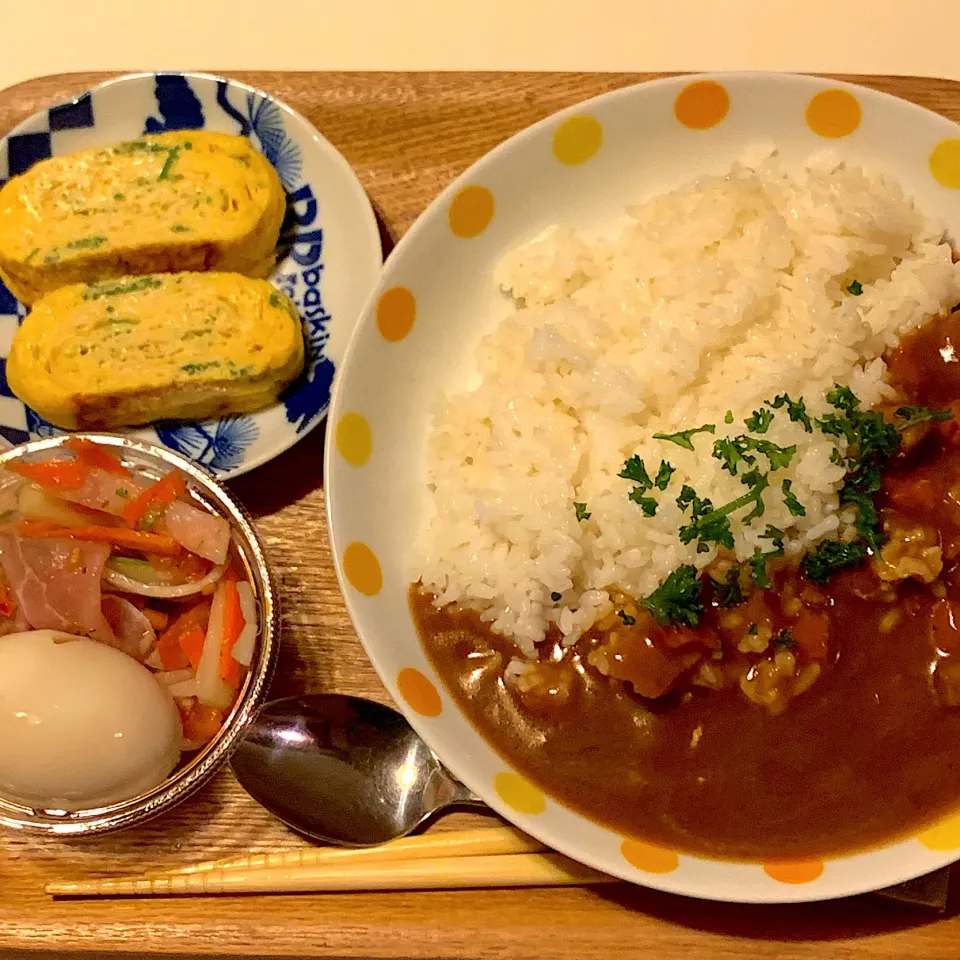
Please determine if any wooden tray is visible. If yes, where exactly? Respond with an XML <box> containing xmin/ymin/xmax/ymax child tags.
<box><xmin>1</xmin><ymin>71</ymin><xmax>960</xmax><ymax>959</ymax></box>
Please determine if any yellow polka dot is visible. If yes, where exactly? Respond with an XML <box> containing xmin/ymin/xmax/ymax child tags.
<box><xmin>805</xmin><ymin>89</ymin><xmax>861</xmax><ymax>138</ymax></box>
<box><xmin>448</xmin><ymin>185</ymin><xmax>495</xmax><ymax>239</ymax></box>
<box><xmin>342</xmin><ymin>542</ymin><xmax>382</xmax><ymax>596</ymax></box>
<box><xmin>494</xmin><ymin>772</ymin><xmax>546</xmax><ymax>815</ymax></box>
<box><xmin>553</xmin><ymin>115</ymin><xmax>603</xmax><ymax>165</ymax></box>
<box><xmin>376</xmin><ymin>286</ymin><xmax>416</xmax><ymax>342</ymax></box>
<box><xmin>335</xmin><ymin>413</ymin><xmax>372</xmax><ymax>467</ymax></box>
<box><xmin>397</xmin><ymin>667</ymin><xmax>442</xmax><ymax>717</ymax></box>
<box><xmin>918</xmin><ymin>810</ymin><xmax>960</xmax><ymax>850</ymax></box>
<box><xmin>620</xmin><ymin>838</ymin><xmax>679</xmax><ymax>874</ymax></box>
<box><xmin>674</xmin><ymin>80</ymin><xmax>729</xmax><ymax>130</ymax></box>
<box><xmin>763</xmin><ymin>859</ymin><xmax>825</xmax><ymax>884</ymax></box>
<box><xmin>930</xmin><ymin>139</ymin><xmax>960</xmax><ymax>189</ymax></box>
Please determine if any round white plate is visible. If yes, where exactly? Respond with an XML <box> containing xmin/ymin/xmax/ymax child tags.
<box><xmin>0</xmin><ymin>72</ymin><xmax>382</xmax><ymax>477</ymax></box>
<box><xmin>326</xmin><ymin>72</ymin><xmax>960</xmax><ymax>903</ymax></box>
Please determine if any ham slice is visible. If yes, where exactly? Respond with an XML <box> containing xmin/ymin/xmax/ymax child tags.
<box><xmin>0</xmin><ymin>536</ymin><xmax>114</xmax><ymax>643</ymax></box>
<box><xmin>59</xmin><ymin>468</ymin><xmax>231</xmax><ymax>565</ymax></box>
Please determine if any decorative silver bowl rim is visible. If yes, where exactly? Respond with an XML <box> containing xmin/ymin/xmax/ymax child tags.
<box><xmin>0</xmin><ymin>433</ymin><xmax>278</xmax><ymax>835</ymax></box>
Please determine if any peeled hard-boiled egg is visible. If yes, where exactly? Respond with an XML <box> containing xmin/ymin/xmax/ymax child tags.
<box><xmin>0</xmin><ymin>631</ymin><xmax>182</xmax><ymax>811</ymax></box>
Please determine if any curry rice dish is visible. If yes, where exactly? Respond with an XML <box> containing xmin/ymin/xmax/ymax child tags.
<box><xmin>411</xmin><ymin>155</ymin><xmax>960</xmax><ymax>860</ymax></box>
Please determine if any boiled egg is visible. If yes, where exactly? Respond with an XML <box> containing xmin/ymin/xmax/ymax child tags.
<box><xmin>0</xmin><ymin>631</ymin><xmax>182</xmax><ymax>810</ymax></box>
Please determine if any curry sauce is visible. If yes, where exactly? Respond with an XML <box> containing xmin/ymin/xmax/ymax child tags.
<box><xmin>413</xmin><ymin>310</ymin><xmax>960</xmax><ymax>861</ymax></box>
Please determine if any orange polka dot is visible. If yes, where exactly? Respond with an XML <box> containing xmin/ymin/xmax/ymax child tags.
<box><xmin>929</xmin><ymin>139</ymin><xmax>960</xmax><ymax>189</ymax></box>
<box><xmin>553</xmin><ymin>115</ymin><xmax>603</xmax><ymax>165</ymax></box>
<box><xmin>397</xmin><ymin>667</ymin><xmax>442</xmax><ymax>717</ymax></box>
<box><xmin>805</xmin><ymin>89</ymin><xmax>861</xmax><ymax>138</ymax></box>
<box><xmin>620</xmin><ymin>839</ymin><xmax>679</xmax><ymax>874</ymax></box>
<box><xmin>335</xmin><ymin>413</ymin><xmax>372</xmax><ymax>467</ymax></box>
<box><xmin>674</xmin><ymin>80</ymin><xmax>729</xmax><ymax>130</ymax></box>
<box><xmin>918</xmin><ymin>811</ymin><xmax>960</xmax><ymax>850</ymax></box>
<box><xmin>763</xmin><ymin>860</ymin><xmax>825</xmax><ymax>884</ymax></box>
<box><xmin>376</xmin><ymin>286</ymin><xmax>416</xmax><ymax>342</ymax></box>
<box><xmin>448</xmin><ymin>185</ymin><xmax>495</xmax><ymax>239</ymax></box>
<box><xmin>494</xmin><ymin>772</ymin><xmax>546</xmax><ymax>815</ymax></box>
<box><xmin>342</xmin><ymin>542</ymin><xmax>382</xmax><ymax>596</ymax></box>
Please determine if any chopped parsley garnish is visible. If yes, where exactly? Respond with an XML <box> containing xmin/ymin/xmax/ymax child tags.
<box><xmin>811</xmin><ymin>386</ymin><xmax>952</xmax><ymax>560</ymax></box>
<box><xmin>724</xmin><ymin>410</ymin><xmax>734</xmax><ymax>424</ymax></box>
<box><xmin>629</xmin><ymin>489</ymin><xmax>659</xmax><ymax>516</ymax></box>
<box><xmin>24</xmin><ymin>247</ymin><xmax>39</xmax><ymax>263</ymax></box>
<box><xmin>749</xmin><ymin>525</ymin><xmax>785</xmax><ymax>588</ymax></box>
<box><xmin>640</xmin><ymin>564</ymin><xmax>703</xmax><ymax>627</ymax></box>
<box><xmin>653</xmin><ymin>423</ymin><xmax>716</xmax><ymax>450</ymax></box>
<box><xmin>654</xmin><ymin>461</ymin><xmax>675</xmax><ymax>490</ymax></box>
<box><xmin>617</xmin><ymin>610</ymin><xmax>637</xmax><ymax>626</ymax></box>
<box><xmin>846</xmin><ymin>280</ymin><xmax>863</xmax><ymax>296</ymax></box>
<box><xmin>710</xmin><ymin>564</ymin><xmax>745</xmax><ymax>608</ymax></box>
<box><xmin>747</xmin><ymin>622</ymin><xmax>758</xmax><ymax>636</ymax></box>
<box><xmin>774</xmin><ymin>628</ymin><xmax>797</xmax><ymax>649</ymax></box>
<box><xmin>744</xmin><ymin>408</ymin><xmax>774</xmax><ymax>434</ymax></box>
<box><xmin>712</xmin><ymin>435</ymin><xmax>795</xmax><ymax>476</ymax></box>
<box><xmin>829</xmin><ymin>448</ymin><xmax>846</xmax><ymax>467</ymax></box>
<box><xmin>620</xmin><ymin>456</ymin><xmax>673</xmax><ymax>514</ymax></box>
<box><xmin>781</xmin><ymin>478</ymin><xmax>806</xmax><ymax>517</ymax></box>
<box><xmin>768</xmin><ymin>394</ymin><xmax>813</xmax><ymax>432</ymax></box>
<box><xmin>171</xmin><ymin>224</ymin><xmax>191</xmax><ymax>233</ymax></box>
<box><xmin>113</xmin><ymin>192</ymin><xmax>126</xmax><ymax>201</ymax></box>
<box><xmin>115</xmin><ymin>488</ymin><xmax>129</xmax><ymax>498</ymax></box>
<box><xmin>619</xmin><ymin>456</ymin><xmax>652</xmax><ymax>487</ymax></box>
<box><xmin>574</xmin><ymin>502</ymin><xmax>591</xmax><ymax>522</ymax></box>
<box><xmin>551</xmin><ymin>592</ymin><xmax>562</xmax><ymax>602</ymax></box>
<box><xmin>893</xmin><ymin>405</ymin><xmax>954</xmax><ymax>430</ymax></box>
<box><xmin>801</xmin><ymin>539</ymin><xmax>869</xmax><ymax>584</ymax></box>
<box><xmin>713</xmin><ymin>436</ymin><xmax>753</xmax><ymax>476</ymax></box>
<box><xmin>679</xmin><ymin>474</ymin><xmax>768</xmax><ymax>553</ymax></box>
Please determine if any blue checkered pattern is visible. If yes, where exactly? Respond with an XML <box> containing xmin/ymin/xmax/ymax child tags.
<box><xmin>0</xmin><ymin>90</ymin><xmax>96</xmax><ymax>446</ymax></box>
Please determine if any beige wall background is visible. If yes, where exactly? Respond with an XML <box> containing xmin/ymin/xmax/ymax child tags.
<box><xmin>0</xmin><ymin>0</ymin><xmax>951</xmax><ymax>93</ymax></box>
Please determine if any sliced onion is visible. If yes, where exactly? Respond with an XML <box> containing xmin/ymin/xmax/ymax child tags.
<box><xmin>102</xmin><ymin>562</ymin><xmax>226</xmax><ymax>599</ymax></box>
<box><xmin>170</xmin><ymin>678</ymin><xmax>200</xmax><ymax>698</ymax></box>
<box><xmin>155</xmin><ymin>668</ymin><xmax>193</xmax><ymax>686</ymax></box>
<box><xmin>194</xmin><ymin>583</ymin><xmax>233</xmax><ymax>710</ymax></box>
<box><xmin>232</xmin><ymin>581</ymin><xmax>258</xmax><ymax>667</ymax></box>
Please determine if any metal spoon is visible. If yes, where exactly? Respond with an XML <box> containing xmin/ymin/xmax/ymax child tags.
<box><xmin>230</xmin><ymin>694</ymin><xmax>483</xmax><ymax>846</ymax></box>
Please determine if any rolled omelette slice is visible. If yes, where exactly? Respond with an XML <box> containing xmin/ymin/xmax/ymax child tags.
<box><xmin>0</xmin><ymin>131</ymin><xmax>285</xmax><ymax>304</ymax></box>
<box><xmin>7</xmin><ymin>273</ymin><xmax>305</xmax><ymax>429</ymax></box>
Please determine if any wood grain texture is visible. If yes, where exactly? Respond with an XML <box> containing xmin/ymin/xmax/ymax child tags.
<box><xmin>1</xmin><ymin>70</ymin><xmax>960</xmax><ymax>959</ymax></box>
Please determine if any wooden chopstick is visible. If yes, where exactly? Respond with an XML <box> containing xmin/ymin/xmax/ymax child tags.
<box><xmin>46</xmin><ymin>852</ymin><xmax>615</xmax><ymax>898</ymax></box>
<box><xmin>155</xmin><ymin>826</ymin><xmax>547</xmax><ymax>876</ymax></box>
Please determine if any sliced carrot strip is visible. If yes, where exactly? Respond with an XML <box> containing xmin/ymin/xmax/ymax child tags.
<box><xmin>157</xmin><ymin>628</ymin><xmax>190</xmax><ymax>670</ymax></box>
<box><xmin>123</xmin><ymin>471</ymin><xmax>186</xmax><ymax>529</ymax></box>
<box><xmin>179</xmin><ymin>625</ymin><xmax>207</xmax><ymax>672</ymax></box>
<box><xmin>64</xmin><ymin>438</ymin><xmax>130</xmax><ymax>477</ymax></box>
<box><xmin>0</xmin><ymin>520</ymin><xmax>181</xmax><ymax>556</ymax></box>
<box><xmin>8</xmin><ymin>459</ymin><xmax>87</xmax><ymax>490</ymax></box>
<box><xmin>219</xmin><ymin>579</ymin><xmax>245</xmax><ymax>686</ymax></box>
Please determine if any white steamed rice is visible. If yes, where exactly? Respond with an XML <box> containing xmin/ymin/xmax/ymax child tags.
<box><xmin>413</xmin><ymin>152</ymin><xmax>960</xmax><ymax>657</ymax></box>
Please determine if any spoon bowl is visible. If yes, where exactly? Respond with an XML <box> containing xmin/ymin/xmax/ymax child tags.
<box><xmin>231</xmin><ymin>694</ymin><xmax>481</xmax><ymax>846</ymax></box>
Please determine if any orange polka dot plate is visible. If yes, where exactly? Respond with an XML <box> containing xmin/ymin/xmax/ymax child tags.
<box><xmin>326</xmin><ymin>73</ymin><xmax>960</xmax><ymax>903</ymax></box>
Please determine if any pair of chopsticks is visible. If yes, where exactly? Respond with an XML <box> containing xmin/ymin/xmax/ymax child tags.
<box><xmin>45</xmin><ymin>826</ymin><xmax>617</xmax><ymax>898</ymax></box>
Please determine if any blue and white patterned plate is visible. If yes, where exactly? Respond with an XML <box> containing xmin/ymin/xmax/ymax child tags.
<box><xmin>0</xmin><ymin>72</ymin><xmax>382</xmax><ymax>477</ymax></box>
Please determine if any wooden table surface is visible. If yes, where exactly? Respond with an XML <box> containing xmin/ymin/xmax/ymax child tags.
<box><xmin>2</xmin><ymin>69</ymin><xmax>960</xmax><ymax>959</ymax></box>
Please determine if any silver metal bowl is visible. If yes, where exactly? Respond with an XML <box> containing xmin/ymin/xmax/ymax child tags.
<box><xmin>0</xmin><ymin>433</ymin><xmax>278</xmax><ymax>835</ymax></box>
